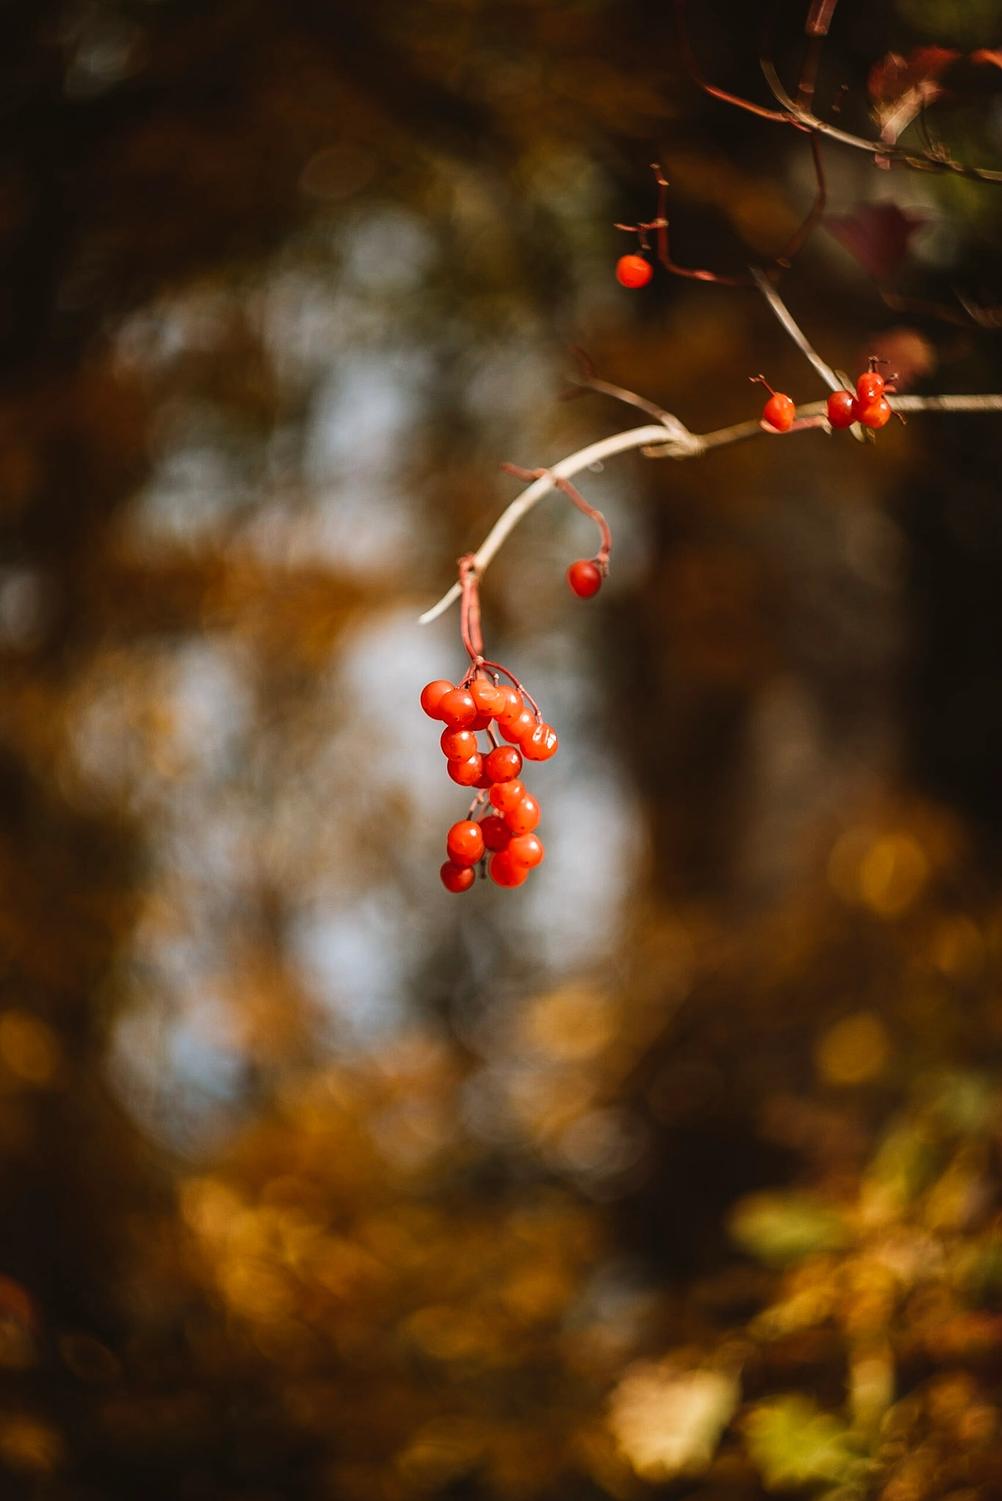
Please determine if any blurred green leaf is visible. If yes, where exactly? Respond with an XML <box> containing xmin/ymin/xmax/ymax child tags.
<box><xmin>744</xmin><ymin>1396</ymin><xmax>862</xmax><ymax>1492</ymax></box>
<box><xmin>729</xmin><ymin>1193</ymin><xmax>852</xmax><ymax>1267</ymax></box>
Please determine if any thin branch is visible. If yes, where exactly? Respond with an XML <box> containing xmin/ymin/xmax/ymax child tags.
<box><xmin>796</xmin><ymin>0</ymin><xmax>840</xmax><ymax>112</ymax></box>
<box><xmin>760</xmin><ymin>58</ymin><xmax>1002</xmax><ymax>183</ymax></box>
<box><xmin>751</xmin><ymin>268</ymin><xmax>842</xmax><ymax>390</ymax></box>
<box><xmin>419</xmin><ymin>395</ymin><xmax>1002</xmax><ymax>623</ymax></box>
<box><xmin>567</xmin><ymin>348</ymin><xmax>690</xmax><ymax>436</ymax></box>
<box><xmin>674</xmin><ymin>0</ymin><xmax>793</xmax><ymax>124</ymax></box>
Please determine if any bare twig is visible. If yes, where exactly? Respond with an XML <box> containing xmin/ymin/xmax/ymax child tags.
<box><xmin>419</xmin><ymin>395</ymin><xmax>1002</xmax><ymax>623</ymax></box>
<box><xmin>797</xmin><ymin>0</ymin><xmax>840</xmax><ymax>111</ymax></box>
<box><xmin>751</xmin><ymin>268</ymin><xmax>842</xmax><ymax>390</ymax></box>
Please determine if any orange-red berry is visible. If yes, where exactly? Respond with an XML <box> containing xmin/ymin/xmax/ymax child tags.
<box><xmin>508</xmin><ymin>832</ymin><xmax>544</xmax><ymax>869</ymax></box>
<box><xmin>762</xmin><ymin>392</ymin><xmax>796</xmax><ymax>432</ymax></box>
<box><xmin>470</xmin><ymin>679</ymin><xmax>506</xmax><ymax>718</ymax></box>
<box><xmin>858</xmin><ymin>396</ymin><xmax>892</xmax><ymax>429</ymax></box>
<box><xmin>440</xmin><ymin>861</ymin><xmax>475</xmax><ymax>893</ymax></box>
<box><xmin>522</xmin><ymin>723</ymin><xmax>558</xmax><ymax>762</ymax></box>
<box><xmin>446</xmin><ymin>820</ymin><xmax>485</xmax><ymax>867</ymax></box>
<box><xmin>489</xmin><ymin>779</ymin><xmax>525</xmax><ymax>814</ymax></box>
<box><xmin>500</xmin><ymin>708</ymin><xmax>535</xmax><ymax>746</ymax></box>
<box><xmin>479</xmin><ymin>815</ymin><xmax>511</xmax><ymax>852</ymax></box>
<box><xmin>488</xmin><ymin>851</ymin><xmax>529</xmax><ymax>887</ymax></box>
<box><xmin>447</xmin><ymin>754</ymin><xmax>483</xmax><ymax>787</ymax></box>
<box><xmin>439</xmin><ymin>688</ymin><xmax>478</xmax><ymax>727</ymax></box>
<box><xmin>856</xmin><ymin>370</ymin><xmax>885</xmax><ymax>404</ymax></box>
<box><xmin>504</xmin><ymin>793</ymin><xmax>541</xmax><ymax>836</ymax></box>
<box><xmin>827</xmin><ymin>391</ymin><xmax>857</xmax><ymax>429</ymax></box>
<box><xmin>567</xmin><ymin>559</ymin><xmax>603</xmax><ymax>598</ymax></box>
<box><xmin>486</xmin><ymin>745</ymin><xmax>523</xmax><ymax>782</ymax></box>
<box><xmin>440</xmin><ymin>726</ymin><xmax>477</xmax><ymax>759</ymax></box>
<box><xmin>420</xmin><ymin>680</ymin><xmax>454</xmax><ymax>719</ymax></box>
<box><xmin>615</xmin><ymin>254</ymin><xmax>653</xmax><ymax>289</ymax></box>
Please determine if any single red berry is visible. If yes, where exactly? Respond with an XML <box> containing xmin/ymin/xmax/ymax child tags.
<box><xmin>475</xmin><ymin>767</ymin><xmax>493</xmax><ymax>788</ymax></box>
<box><xmin>489</xmin><ymin>779</ymin><xmax>525</xmax><ymax>814</ymax></box>
<box><xmin>508</xmin><ymin>832</ymin><xmax>544</xmax><ymax>869</ymax></box>
<box><xmin>504</xmin><ymin>793</ymin><xmax>541</xmax><ymax>836</ymax></box>
<box><xmin>615</xmin><ymin>254</ymin><xmax>653</xmax><ymax>289</ymax></box>
<box><xmin>420</xmin><ymin>680</ymin><xmax>454</xmax><ymax>719</ymax></box>
<box><xmin>762</xmin><ymin>392</ymin><xmax>796</xmax><ymax>432</ymax></box>
<box><xmin>522</xmin><ymin>723</ymin><xmax>558</xmax><ymax>762</ymax></box>
<box><xmin>446</xmin><ymin>819</ymin><xmax>485</xmax><ymax>867</ymax></box>
<box><xmin>500</xmin><ymin>708</ymin><xmax>535</xmax><ymax>746</ymax></box>
<box><xmin>856</xmin><ymin>370</ymin><xmax>885</xmax><ymax>404</ymax></box>
<box><xmin>858</xmin><ymin>396</ymin><xmax>892</xmax><ymax>430</ymax></box>
<box><xmin>439</xmin><ymin>688</ymin><xmax>478</xmax><ymax>728</ymax></box>
<box><xmin>489</xmin><ymin>851</ymin><xmax>529</xmax><ymax>888</ymax></box>
<box><xmin>479</xmin><ymin>815</ymin><xmax>511</xmax><ymax>852</ymax></box>
<box><xmin>470</xmin><ymin>680</ymin><xmax>506</xmax><ymax>718</ymax></box>
<box><xmin>440</xmin><ymin>861</ymin><xmax>475</xmax><ymax>893</ymax></box>
<box><xmin>447</xmin><ymin>753</ymin><xmax>483</xmax><ymax>787</ymax></box>
<box><xmin>567</xmin><ymin>559</ymin><xmax>603</xmax><ymax>599</ymax></box>
<box><xmin>827</xmin><ymin>391</ymin><xmax>857</xmax><ymax>429</ymax></box>
<box><xmin>468</xmin><ymin>712</ymin><xmax>494</xmax><ymax>731</ymax></box>
<box><xmin>493</xmin><ymin>684</ymin><xmax>520</xmax><ymax>718</ymax></box>
<box><xmin>486</xmin><ymin>745</ymin><xmax>523</xmax><ymax>782</ymax></box>
<box><xmin>440</xmin><ymin>726</ymin><xmax>478</xmax><ymax>759</ymax></box>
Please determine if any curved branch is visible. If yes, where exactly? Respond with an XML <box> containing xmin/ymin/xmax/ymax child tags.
<box><xmin>419</xmin><ymin>396</ymin><xmax>1002</xmax><ymax>623</ymax></box>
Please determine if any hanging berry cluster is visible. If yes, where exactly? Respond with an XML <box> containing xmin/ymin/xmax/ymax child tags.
<box><xmin>421</xmin><ymin>556</ymin><xmax>557</xmax><ymax>893</ymax></box>
<box><xmin>422</xmin><ymin>469</ymin><xmax>613</xmax><ymax>893</ymax></box>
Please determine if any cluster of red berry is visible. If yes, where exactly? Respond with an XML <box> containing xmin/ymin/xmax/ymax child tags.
<box><xmin>420</xmin><ymin>673</ymin><xmax>556</xmax><ymax>892</ymax></box>
<box><xmin>755</xmin><ymin>361</ymin><xmax>895</xmax><ymax>435</ymax></box>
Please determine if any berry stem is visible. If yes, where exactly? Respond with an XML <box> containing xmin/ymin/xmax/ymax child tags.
<box><xmin>501</xmin><ymin>462</ymin><xmax>612</xmax><ymax>568</ymax></box>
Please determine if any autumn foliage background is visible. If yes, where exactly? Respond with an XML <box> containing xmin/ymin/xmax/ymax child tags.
<box><xmin>3</xmin><ymin>2</ymin><xmax>1002</xmax><ymax>1497</ymax></box>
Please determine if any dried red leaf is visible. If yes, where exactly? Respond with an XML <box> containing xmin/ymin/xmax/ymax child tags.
<box><xmin>825</xmin><ymin>202</ymin><xmax>930</xmax><ymax>282</ymax></box>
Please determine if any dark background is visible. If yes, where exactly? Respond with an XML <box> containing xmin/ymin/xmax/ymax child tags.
<box><xmin>1</xmin><ymin>2</ymin><xmax>1002</xmax><ymax>1497</ymax></box>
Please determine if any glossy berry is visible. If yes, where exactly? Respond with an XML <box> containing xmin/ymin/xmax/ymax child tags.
<box><xmin>440</xmin><ymin>726</ymin><xmax>478</xmax><ymax>759</ymax></box>
<box><xmin>858</xmin><ymin>396</ymin><xmax>892</xmax><ymax>430</ymax></box>
<box><xmin>439</xmin><ymin>688</ymin><xmax>478</xmax><ymax>728</ymax></box>
<box><xmin>470</xmin><ymin>679</ymin><xmax>506</xmax><ymax>718</ymax></box>
<box><xmin>447</xmin><ymin>753</ymin><xmax>483</xmax><ymax>787</ymax></box>
<box><xmin>446</xmin><ymin>820</ymin><xmax>485</xmax><ymax>867</ymax></box>
<box><xmin>486</xmin><ymin>745</ymin><xmax>523</xmax><ymax>783</ymax></box>
<box><xmin>440</xmin><ymin>861</ymin><xmax>475</xmax><ymax>893</ymax></box>
<box><xmin>827</xmin><ymin>391</ymin><xmax>857</xmax><ymax>429</ymax></box>
<box><xmin>508</xmin><ymin>832</ymin><xmax>544</xmax><ymax>869</ymax></box>
<box><xmin>420</xmin><ymin>680</ymin><xmax>454</xmax><ymax>719</ymax></box>
<box><xmin>567</xmin><ymin>559</ymin><xmax>603</xmax><ymax>598</ymax></box>
<box><xmin>495</xmin><ymin>685</ymin><xmax>523</xmax><ymax>722</ymax></box>
<box><xmin>504</xmin><ymin>793</ymin><xmax>541</xmax><ymax>836</ymax></box>
<box><xmin>489</xmin><ymin>779</ymin><xmax>525</xmax><ymax>814</ymax></box>
<box><xmin>856</xmin><ymin>370</ymin><xmax>885</xmax><ymax>404</ymax></box>
<box><xmin>488</xmin><ymin>851</ymin><xmax>529</xmax><ymax>888</ymax></box>
<box><xmin>615</xmin><ymin>254</ymin><xmax>653</xmax><ymax>289</ymax></box>
<box><xmin>500</xmin><ymin>708</ymin><xmax>535</xmax><ymax>746</ymax></box>
<box><xmin>479</xmin><ymin>815</ymin><xmax>511</xmax><ymax>852</ymax></box>
<box><xmin>469</xmin><ymin>712</ymin><xmax>493</xmax><ymax>732</ymax></box>
<box><xmin>522</xmin><ymin>723</ymin><xmax>558</xmax><ymax>762</ymax></box>
<box><xmin>762</xmin><ymin>392</ymin><xmax>796</xmax><ymax>432</ymax></box>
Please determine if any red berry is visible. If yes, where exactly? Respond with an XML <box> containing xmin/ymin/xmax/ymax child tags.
<box><xmin>486</xmin><ymin>745</ymin><xmax>523</xmax><ymax>782</ymax></box>
<box><xmin>447</xmin><ymin>754</ymin><xmax>483</xmax><ymax>787</ymax></box>
<box><xmin>489</xmin><ymin>851</ymin><xmax>529</xmax><ymax>888</ymax></box>
<box><xmin>470</xmin><ymin>680</ymin><xmax>506</xmax><ymax>718</ymax></box>
<box><xmin>615</xmin><ymin>254</ymin><xmax>653</xmax><ymax>289</ymax></box>
<box><xmin>440</xmin><ymin>726</ymin><xmax>478</xmax><ymax>759</ymax></box>
<box><xmin>468</xmin><ymin>712</ymin><xmax>493</xmax><ymax>731</ymax></box>
<box><xmin>494</xmin><ymin>685</ymin><xmax>522</xmax><ymax>721</ymax></box>
<box><xmin>762</xmin><ymin>393</ymin><xmax>796</xmax><ymax>432</ymax></box>
<box><xmin>475</xmin><ymin>767</ymin><xmax>493</xmax><ymax>789</ymax></box>
<box><xmin>858</xmin><ymin>396</ymin><xmax>892</xmax><ymax>430</ymax></box>
<box><xmin>446</xmin><ymin>819</ymin><xmax>485</xmax><ymax>867</ymax></box>
<box><xmin>479</xmin><ymin>815</ymin><xmax>511</xmax><ymax>852</ymax></box>
<box><xmin>522</xmin><ymin>723</ymin><xmax>558</xmax><ymax>762</ymax></box>
<box><xmin>440</xmin><ymin>861</ymin><xmax>475</xmax><ymax>893</ymax></box>
<box><xmin>500</xmin><ymin>708</ymin><xmax>535</xmax><ymax>746</ymax></box>
<box><xmin>504</xmin><ymin>793</ymin><xmax>541</xmax><ymax>836</ymax></box>
<box><xmin>856</xmin><ymin>370</ymin><xmax>885</xmax><ymax>404</ymax></box>
<box><xmin>827</xmin><ymin>391</ymin><xmax>857</xmax><ymax>429</ymax></box>
<box><xmin>489</xmin><ymin>779</ymin><xmax>525</xmax><ymax>814</ymax></box>
<box><xmin>420</xmin><ymin>680</ymin><xmax>454</xmax><ymax>719</ymax></box>
<box><xmin>508</xmin><ymin>832</ymin><xmax>544</xmax><ymax>869</ymax></box>
<box><xmin>567</xmin><ymin>559</ymin><xmax>603</xmax><ymax>599</ymax></box>
<box><xmin>439</xmin><ymin>688</ymin><xmax>478</xmax><ymax>727</ymax></box>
